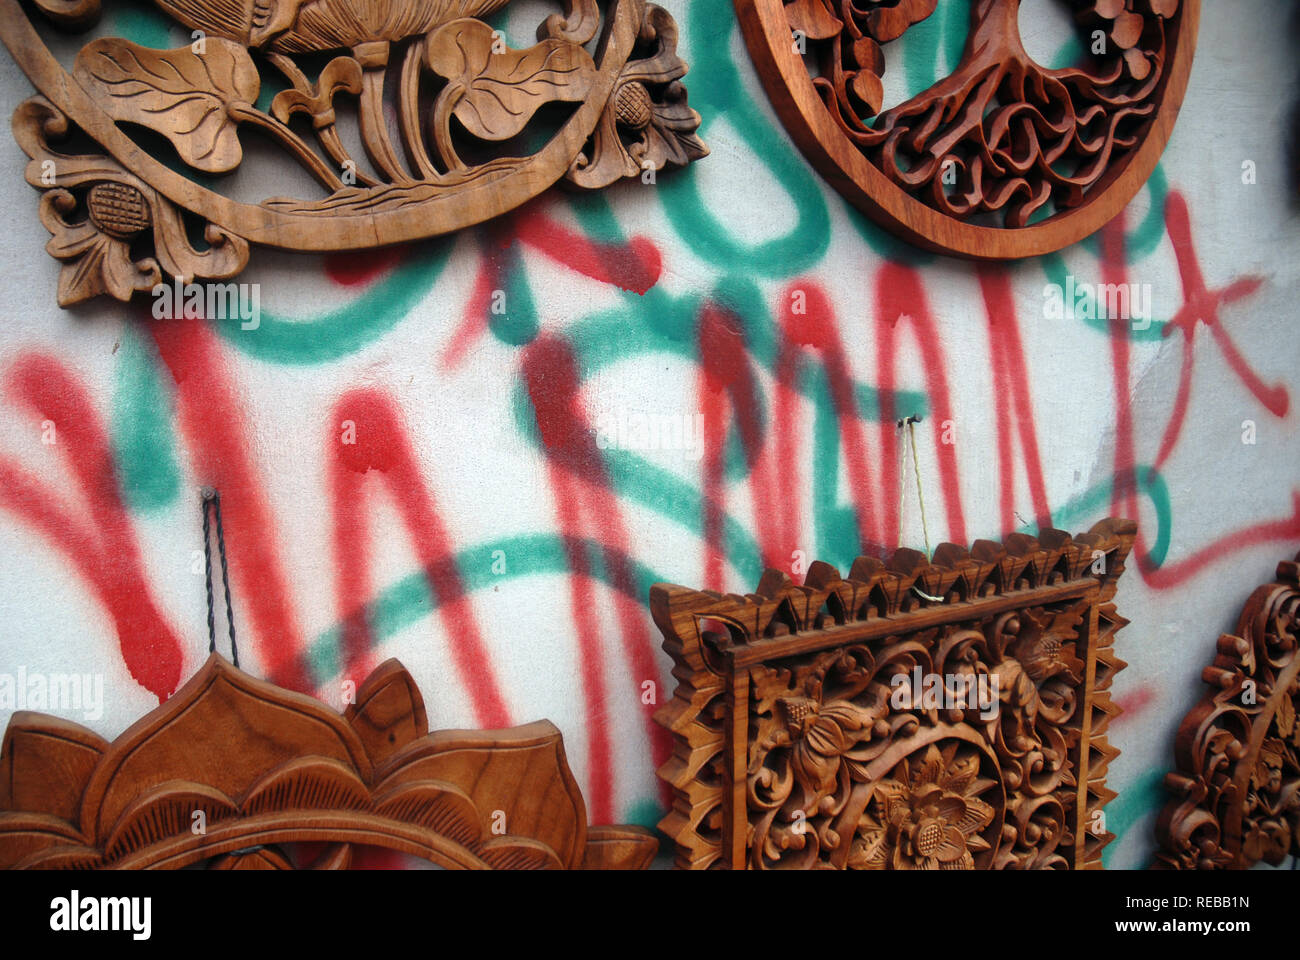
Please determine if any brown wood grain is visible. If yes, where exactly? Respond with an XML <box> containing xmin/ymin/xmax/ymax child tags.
<box><xmin>0</xmin><ymin>655</ymin><xmax>656</xmax><ymax>870</ymax></box>
<box><xmin>1154</xmin><ymin>552</ymin><xmax>1300</xmax><ymax>869</ymax></box>
<box><xmin>653</xmin><ymin>518</ymin><xmax>1138</xmax><ymax>869</ymax></box>
<box><xmin>735</xmin><ymin>0</ymin><xmax>1199</xmax><ymax>259</ymax></box>
<box><xmin>0</xmin><ymin>0</ymin><xmax>707</xmax><ymax>304</ymax></box>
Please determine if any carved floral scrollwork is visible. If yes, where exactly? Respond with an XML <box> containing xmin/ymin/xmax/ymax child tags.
<box><xmin>853</xmin><ymin>743</ymin><xmax>998</xmax><ymax>870</ymax></box>
<box><xmin>655</xmin><ymin>519</ymin><xmax>1138</xmax><ymax>869</ymax></box>
<box><xmin>566</xmin><ymin>3</ymin><xmax>708</xmax><ymax>189</ymax></box>
<box><xmin>1155</xmin><ymin>554</ymin><xmax>1300</xmax><ymax>869</ymax></box>
<box><xmin>14</xmin><ymin>97</ymin><xmax>250</xmax><ymax>306</ymax></box>
<box><xmin>743</xmin><ymin>606</ymin><xmax>1085</xmax><ymax>869</ymax></box>
<box><xmin>0</xmin><ymin>0</ymin><xmax>706</xmax><ymax>303</ymax></box>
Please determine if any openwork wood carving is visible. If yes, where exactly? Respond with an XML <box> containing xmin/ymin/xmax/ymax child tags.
<box><xmin>1154</xmin><ymin>552</ymin><xmax>1300</xmax><ymax>870</ymax></box>
<box><xmin>653</xmin><ymin>518</ymin><xmax>1137</xmax><ymax>869</ymax></box>
<box><xmin>0</xmin><ymin>655</ymin><xmax>656</xmax><ymax>869</ymax></box>
<box><xmin>0</xmin><ymin>0</ymin><xmax>706</xmax><ymax>305</ymax></box>
<box><xmin>736</xmin><ymin>0</ymin><xmax>1198</xmax><ymax>258</ymax></box>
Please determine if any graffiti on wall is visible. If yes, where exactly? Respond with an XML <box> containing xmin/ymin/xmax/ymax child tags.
<box><xmin>0</xmin><ymin>0</ymin><xmax>1295</xmax><ymax>867</ymax></box>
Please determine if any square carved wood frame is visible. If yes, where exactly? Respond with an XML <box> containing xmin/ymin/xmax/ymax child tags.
<box><xmin>653</xmin><ymin>518</ymin><xmax>1137</xmax><ymax>869</ymax></box>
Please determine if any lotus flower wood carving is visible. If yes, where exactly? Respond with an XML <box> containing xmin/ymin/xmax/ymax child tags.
<box><xmin>0</xmin><ymin>0</ymin><xmax>707</xmax><ymax>305</ymax></box>
<box><xmin>0</xmin><ymin>656</ymin><xmax>656</xmax><ymax>869</ymax></box>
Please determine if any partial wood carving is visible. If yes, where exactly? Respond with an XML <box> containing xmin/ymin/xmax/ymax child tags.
<box><xmin>736</xmin><ymin>0</ymin><xmax>1198</xmax><ymax>258</ymax></box>
<box><xmin>653</xmin><ymin>518</ymin><xmax>1137</xmax><ymax>869</ymax></box>
<box><xmin>1154</xmin><ymin>552</ymin><xmax>1300</xmax><ymax>869</ymax></box>
<box><xmin>0</xmin><ymin>0</ymin><xmax>706</xmax><ymax>305</ymax></box>
<box><xmin>0</xmin><ymin>655</ymin><xmax>656</xmax><ymax>869</ymax></box>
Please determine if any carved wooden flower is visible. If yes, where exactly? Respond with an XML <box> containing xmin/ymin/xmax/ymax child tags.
<box><xmin>850</xmin><ymin>743</ymin><xmax>996</xmax><ymax>870</ymax></box>
<box><xmin>779</xmin><ymin>694</ymin><xmax>883</xmax><ymax>810</ymax></box>
<box><xmin>566</xmin><ymin>4</ymin><xmax>707</xmax><ymax>189</ymax></box>
<box><xmin>1250</xmin><ymin>738</ymin><xmax>1286</xmax><ymax>797</ymax></box>
<box><xmin>38</xmin><ymin>184</ymin><xmax>160</xmax><ymax>305</ymax></box>
<box><xmin>153</xmin><ymin>0</ymin><xmax>513</xmax><ymax>53</ymax></box>
<box><xmin>0</xmin><ymin>655</ymin><xmax>657</xmax><ymax>869</ymax></box>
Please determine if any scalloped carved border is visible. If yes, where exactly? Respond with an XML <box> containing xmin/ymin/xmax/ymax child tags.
<box><xmin>653</xmin><ymin>518</ymin><xmax>1136</xmax><ymax>869</ymax></box>
<box><xmin>0</xmin><ymin>655</ymin><xmax>656</xmax><ymax>869</ymax></box>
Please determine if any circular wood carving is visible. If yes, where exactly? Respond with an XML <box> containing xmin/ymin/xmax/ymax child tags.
<box><xmin>735</xmin><ymin>0</ymin><xmax>1200</xmax><ymax>259</ymax></box>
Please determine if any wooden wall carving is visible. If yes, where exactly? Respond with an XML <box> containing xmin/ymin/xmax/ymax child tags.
<box><xmin>0</xmin><ymin>0</ymin><xmax>706</xmax><ymax>306</ymax></box>
<box><xmin>735</xmin><ymin>0</ymin><xmax>1198</xmax><ymax>259</ymax></box>
<box><xmin>0</xmin><ymin>655</ymin><xmax>656</xmax><ymax>869</ymax></box>
<box><xmin>653</xmin><ymin>518</ymin><xmax>1137</xmax><ymax>869</ymax></box>
<box><xmin>1154</xmin><ymin>552</ymin><xmax>1300</xmax><ymax>869</ymax></box>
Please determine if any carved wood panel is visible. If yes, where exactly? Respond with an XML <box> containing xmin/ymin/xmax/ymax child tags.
<box><xmin>1154</xmin><ymin>552</ymin><xmax>1300</xmax><ymax>869</ymax></box>
<box><xmin>0</xmin><ymin>0</ymin><xmax>706</xmax><ymax>305</ymax></box>
<box><xmin>0</xmin><ymin>655</ymin><xmax>656</xmax><ymax>869</ymax></box>
<box><xmin>735</xmin><ymin>0</ymin><xmax>1199</xmax><ymax>258</ymax></box>
<box><xmin>653</xmin><ymin>518</ymin><xmax>1137</xmax><ymax>869</ymax></box>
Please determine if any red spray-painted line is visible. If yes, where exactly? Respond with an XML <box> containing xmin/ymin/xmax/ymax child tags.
<box><xmin>772</xmin><ymin>342</ymin><xmax>804</xmax><ymax>574</ymax></box>
<box><xmin>150</xmin><ymin>317</ymin><xmax>312</xmax><ymax>692</ymax></box>
<box><xmin>699</xmin><ymin>350</ymin><xmax>729</xmax><ymax>593</ymax></box>
<box><xmin>546</xmin><ymin>465</ymin><xmax>615</xmax><ymax>823</ymax></box>
<box><xmin>439</xmin><ymin>253</ymin><xmax>498</xmax><ymax>372</ymax></box>
<box><xmin>1102</xmin><ymin>206</ymin><xmax>1298</xmax><ymax>588</ymax></box>
<box><xmin>1</xmin><ymin>355</ymin><xmax>183</xmax><ymax>700</ymax></box>
<box><xmin>766</xmin><ymin>305</ymin><xmax>809</xmax><ymax>578</ymax></box>
<box><xmin>440</xmin><ymin>206</ymin><xmax>664</xmax><ymax>372</ymax></box>
<box><xmin>977</xmin><ymin>266</ymin><xmax>1053</xmax><ymax>535</ymax></box>
<box><xmin>329</xmin><ymin>461</ymin><xmax>376</xmax><ymax>689</ymax></box>
<box><xmin>697</xmin><ymin>301</ymin><xmax>788</xmax><ymax>583</ymax></box>
<box><xmin>324</xmin><ymin>246</ymin><xmax>406</xmax><ymax>288</ymax></box>
<box><xmin>441</xmin><ymin>223</ymin><xmax>512</xmax><ymax>373</ymax></box>
<box><xmin>513</xmin><ymin>204</ymin><xmax>662</xmax><ymax>295</ymax></box>
<box><xmin>328</xmin><ymin>387</ymin><xmax>512</xmax><ymax>728</ymax></box>
<box><xmin>1164</xmin><ymin>193</ymin><xmax>1279</xmax><ymax>413</ymax></box>
<box><xmin>776</xmin><ymin>282</ymin><xmax>882</xmax><ymax>555</ymax></box>
<box><xmin>0</xmin><ymin>460</ymin><xmax>182</xmax><ymax>701</ymax></box>
<box><xmin>1112</xmin><ymin>687</ymin><xmax>1156</xmax><ymax>724</ymax></box>
<box><xmin>522</xmin><ymin>333</ymin><xmax>674</xmax><ymax>816</ymax></box>
<box><xmin>1141</xmin><ymin>492</ymin><xmax>1300</xmax><ymax>590</ymax></box>
<box><xmin>1154</xmin><ymin>192</ymin><xmax>1279</xmax><ymax>471</ymax></box>
<box><xmin>874</xmin><ymin>263</ymin><xmax>968</xmax><ymax>549</ymax></box>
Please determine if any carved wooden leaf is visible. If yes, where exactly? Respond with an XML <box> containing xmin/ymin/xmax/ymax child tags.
<box><xmin>73</xmin><ymin>37</ymin><xmax>260</xmax><ymax>174</ymax></box>
<box><xmin>426</xmin><ymin>18</ymin><xmax>597</xmax><ymax>142</ymax></box>
<box><xmin>785</xmin><ymin>0</ymin><xmax>842</xmax><ymax>41</ymax></box>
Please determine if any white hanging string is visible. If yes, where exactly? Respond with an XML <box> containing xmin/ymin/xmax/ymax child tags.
<box><xmin>898</xmin><ymin>416</ymin><xmax>944</xmax><ymax>603</ymax></box>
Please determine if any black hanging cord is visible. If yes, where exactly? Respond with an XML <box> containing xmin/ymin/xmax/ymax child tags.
<box><xmin>201</xmin><ymin>487</ymin><xmax>239</xmax><ymax>667</ymax></box>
